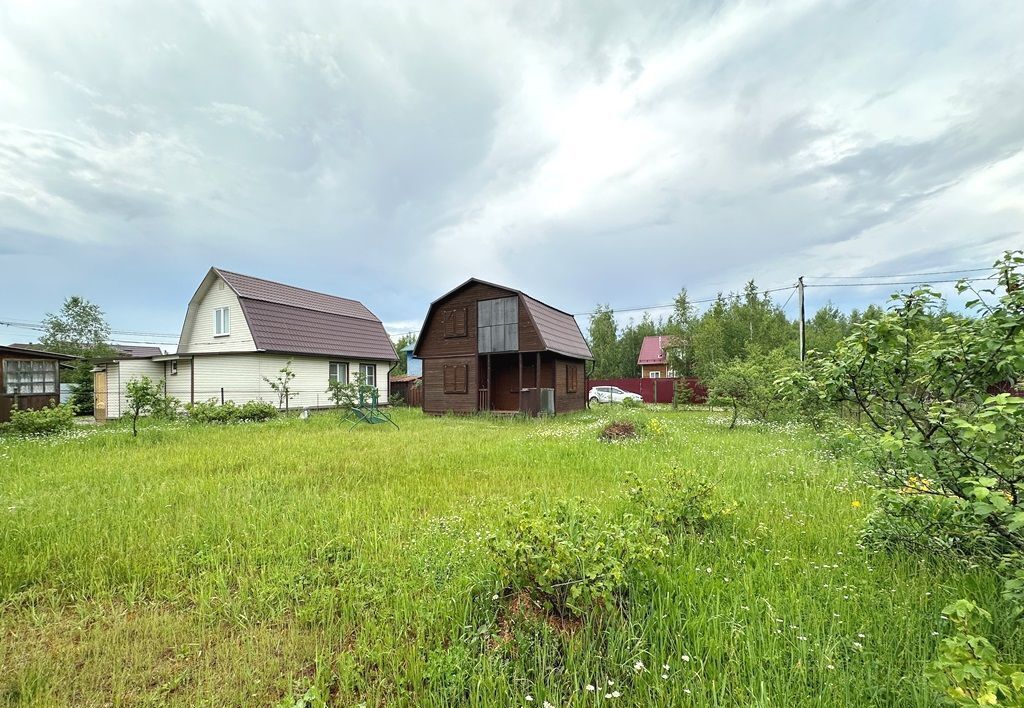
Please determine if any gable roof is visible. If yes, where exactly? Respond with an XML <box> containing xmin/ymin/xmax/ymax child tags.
<box><xmin>0</xmin><ymin>344</ymin><xmax>80</xmax><ymax>360</ymax></box>
<box><xmin>184</xmin><ymin>268</ymin><xmax>397</xmax><ymax>361</ymax></box>
<box><xmin>414</xmin><ymin>278</ymin><xmax>593</xmax><ymax>360</ymax></box>
<box><xmin>638</xmin><ymin>335</ymin><xmax>673</xmax><ymax>365</ymax></box>
<box><xmin>116</xmin><ymin>345</ymin><xmax>164</xmax><ymax>358</ymax></box>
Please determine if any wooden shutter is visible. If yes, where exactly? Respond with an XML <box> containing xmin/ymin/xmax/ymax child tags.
<box><xmin>443</xmin><ymin>364</ymin><xmax>468</xmax><ymax>394</ymax></box>
<box><xmin>444</xmin><ymin>307</ymin><xmax>468</xmax><ymax>338</ymax></box>
<box><xmin>566</xmin><ymin>364</ymin><xmax>577</xmax><ymax>393</ymax></box>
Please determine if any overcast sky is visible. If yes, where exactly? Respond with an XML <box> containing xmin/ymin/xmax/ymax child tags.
<box><xmin>2</xmin><ymin>0</ymin><xmax>1022</xmax><ymax>350</ymax></box>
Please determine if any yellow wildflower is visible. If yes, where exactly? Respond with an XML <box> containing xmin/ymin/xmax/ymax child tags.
<box><xmin>851</xmin><ymin>500</ymin><xmax>862</xmax><ymax>509</ymax></box>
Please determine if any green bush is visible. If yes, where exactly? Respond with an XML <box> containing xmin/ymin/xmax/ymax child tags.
<box><xmin>238</xmin><ymin>401</ymin><xmax>278</xmax><ymax>422</ymax></box>
<box><xmin>1</xmin><ymin>402</ymin><xmax>76</xmax><ymax>437</ymax></box>
<box><xmin>625</xmin><ymin>470</ymin><xmax>729</xmax><ymax>537</ymax></box>
<box><xmin>489</xmin><ymin>499</ymin><xmax>667</xmax><ymax>619</ymax></box>
<box><xmin>620</xmin><ymin>396</ymin><xmax>642</xmax><ymax>409</ymax></box>
<box><xmin>184</xmin><ymin>399</ymin><xmax>278</xmax><ymax>424</ymax></box>
<box><xmin>926</xmin><ymin>599</ymin><xmax>1024</xmax><ymax>705</ymax></box>
<box><xmin>489</xmin><ymin>471</ymin><xmax>725</xmax><ymax>620</ymax></box>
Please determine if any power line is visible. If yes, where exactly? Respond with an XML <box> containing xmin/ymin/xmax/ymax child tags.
<box><xmin>804</xmin><ymin>276</ymin><xmax>997</xmax><ymax>289</ymax></box>
<box><xmin>805</xmin><ymin>266</ymin><xmax>994</xmax><ymax>280</ymax></box>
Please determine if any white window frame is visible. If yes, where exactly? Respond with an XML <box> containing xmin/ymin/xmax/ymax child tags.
<box><xmin>649</xmin><ymin>371</ymin><xmax>661</xmax><ymax>378</ymax></box>
<box><xmin>169</xmin><ymin>361</ymin><xmax>178</xmax><ymax>376</ymax></box>
<box><xmin>359</xmin><ymin>363</ymin><xmax>376</xmax><ymax>388</ymax></box>
<box><xmin>214</xmin><ymin>307</ymin><xmax>230</xmax><ymax>337</ymax></box>
<box><xmin>329</xmin><ymin>361</ymin><xmax>348</xmax><ymax>384</ymax></box>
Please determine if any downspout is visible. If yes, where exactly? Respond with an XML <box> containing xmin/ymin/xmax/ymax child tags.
<box><xmin>190</xmin><ymin>355</ymin><xmax>195</xmax><ymax>405</ymax></box>
<box><xmin>386</xmin><ymin>360</ymin><xmax>398</xmax><ymax>406</ymax></box>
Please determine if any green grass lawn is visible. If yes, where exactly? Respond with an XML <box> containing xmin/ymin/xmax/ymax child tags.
<box><xmin>1</xmin><ymin>408</ymin><xmax>1020</xmax><ymax>706</ymax></box>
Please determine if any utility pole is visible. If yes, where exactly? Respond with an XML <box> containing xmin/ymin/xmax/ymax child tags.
<box><xmin>798</xmin><ymin>276</ymin><xmax>806</xmax><ymax>361</ymax></box>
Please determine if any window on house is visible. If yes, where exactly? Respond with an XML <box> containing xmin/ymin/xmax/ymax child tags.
<box><xmin>214</xmin><ymin>307</ymin><xmax>230</xmax><ymax>336</ymax></box>
<box><xmin>443</xmin><ymin>307</ymin><xmax>468</xmax><ymax>338</ymax></box>
<box><xmin>3</xmin><ymin>360</ymin><xmax>58</xmax><ymax>395</ymax></box>
<box><xmin>169</xmin><ymin>361</ymin><xmax>178</xmax><ymax>376</ymax></box>
<box><xmin>329</xmin><ymin>362</ymin><xmax>349</xmax><ymax>384</ymax></box>
<box><xmin>443</xmin><ymin>364</ymin><xmax>468</xmax><ymax>394</ymax></box>
<box><xmin>649</xmin><ymin>371</ymin><xmax>661</xmax><ymax>379</ymax></box>
<box><xmin>359</xmin><ymin>363</ymin><xmax>376</xmax><ymax>388</ymax></box>
<box><xmin>566</xmin><ymin>364</ymin><xmax>578</xmax><ymax>393</ymax></box>
<box><xmin>477</xmin><ymin>297</ymin><xmax>518</xmax><ymax>353</ymax></box>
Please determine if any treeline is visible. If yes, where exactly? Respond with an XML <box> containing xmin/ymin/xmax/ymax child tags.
<box><xmin>588</xmin><ymin>281</ymin><xmax>891</xmax><ymax>380</ymax></box>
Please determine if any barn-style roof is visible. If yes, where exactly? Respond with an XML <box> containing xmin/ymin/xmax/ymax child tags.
<box><xmin>414</xmin><ymin>278</ymin><xmax>593</xmax><ymax>360</ymax></box>
<box><xmin>187</xmin><ymin>268</ymin><xmax>397</xmax><ymax>361</ymax></box>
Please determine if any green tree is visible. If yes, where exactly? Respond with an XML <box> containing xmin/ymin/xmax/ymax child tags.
<box><xmin>805</xmin><ymin>303</ymin><xmax>850</xmax><ymax>356</ymax></box>
<box><xmin>588</xmin><ymin>305</ymin><xmax>619</xmax><ymax>379</ymax></box>
<box><xmin>393</xmin><ymin>333</ymin><xmax>416</xmax><ymax>376</ymax></box>
<box><xmin>124</xmin><ymin>376</ymin><xmax>163</xmax><ymax>437</ymax></box>
<box><xmin>39</xmin><ymin>296</ymin><xmax>117</xmax><ymax>416</ymax></box>
<box><xmin>263</xmin><ymin>360</ymin><xmax>297</xmax><ymax>412</ymax></box>
<box><xmin>666</xmin><ymin>288</ymin><xmax>695</xmax><ymax>377</ymax></box>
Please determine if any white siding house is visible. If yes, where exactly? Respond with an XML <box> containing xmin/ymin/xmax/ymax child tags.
<box><xmin>94</xmin><ymin>268</ymin><xmax>398</xmax><ymax>419</ymax></box>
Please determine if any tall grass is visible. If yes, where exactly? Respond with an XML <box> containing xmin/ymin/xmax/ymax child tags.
<box><xmin>1</xmin><ymin>408</ymin><xmax>1020</xmax><ymax>705</ymax></box>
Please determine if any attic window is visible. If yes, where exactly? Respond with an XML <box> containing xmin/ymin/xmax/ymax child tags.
<box><xmin>443</xmin><ymin>307</ymin><xmax>468</xmax><ymax>338</ymax></box>
<box><xmin>443</xmin><ymin>364</ymin><xmax>468</xmax><ymax>394</ymax></box>
<box><xmin>214</xmin><ymin>307</ymin><xmax>230</xmax><ymax>336</ymax></box>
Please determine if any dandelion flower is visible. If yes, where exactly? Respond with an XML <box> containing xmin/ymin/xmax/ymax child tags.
<box><xmin>851</xmin><ymin>500</ymin><xmax>861</xmax><ymax>508</ymax></box>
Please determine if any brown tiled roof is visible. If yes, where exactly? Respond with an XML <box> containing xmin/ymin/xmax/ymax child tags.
<box><xmin>239</xmin><ymin>300</ymin><xmax>397</xmax><ymax>360</ymax></box>
<box><xmin>520</xmin><ymin>294</ymin><xmax>593</xmax><ymax>360</ymax></box>
<box><xmin>414</xmin><ymin>278</ymin><xmax>593</xmax><ymax>360</ymax></box>
<box><xmin>213</xmin><ymin>268</ymin><xmax>396</xmax><ymax>361</ymax></box>
<box><xmin>216</xmin><ymin>268</ymin><xmax>378</xmax><ymax>321</ymax></box>
<box><xmin>117</xmin><ymin>345</ymin><xmax>164</xmax><ymax>358</ymax></box>
<box><xmin>390</xmin><ymin>374</ymin><xmax>421</xmax><ymax>383</ymax></box>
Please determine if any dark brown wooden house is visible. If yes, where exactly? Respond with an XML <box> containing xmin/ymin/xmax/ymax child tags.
<box><xmin>0</xmin><ymin>345</ymin><xmax>79</xmax><ymax>423</ymax></box>
<box><xmin>414</xmin><ymin>279</ymin><xmax>593</xmax><ymax>415</ymax></box>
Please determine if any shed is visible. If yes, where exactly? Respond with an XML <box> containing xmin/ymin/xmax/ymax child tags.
<box><xmin>413</xmin><ymin>278</ymin><xmax>593</xmax><ymax>415</ymax></box>
<box><xmin>0</xmin><ymin>345</ymin><xmax>79</xmax><ymax>422</ymax></box>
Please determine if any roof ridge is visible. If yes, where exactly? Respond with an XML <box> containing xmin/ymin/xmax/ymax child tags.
<box><xmin>213</xmin><ymin>267</ymin><xmax>365</xmax><ymax>307</ymax></box>
<box><xmin>236</xmin><ymin>295</ymin><xmax>380</xmax><ymax>322</ymax></box>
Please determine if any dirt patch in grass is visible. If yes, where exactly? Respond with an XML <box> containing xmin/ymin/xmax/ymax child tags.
<box><xmin>599</xmin><ymin>420</ymin><xmax>638</xmax><ymax>441</ymax></box>
<box><xmin>489</xmin><ymin>591</ymin><xmax>583</xmax><ymax>652</ymax></box>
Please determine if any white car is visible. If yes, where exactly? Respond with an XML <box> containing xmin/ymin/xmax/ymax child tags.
<box><xmin>588</xmin><ymin>385</ymin><xmax>643</xmax><ymax>404</ymax></box>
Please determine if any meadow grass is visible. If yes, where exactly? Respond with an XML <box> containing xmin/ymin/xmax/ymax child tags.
<box><xmin>1</xmin><ymin>407</ymin><xmax>1020</xmax><ymax>706</ymax></box>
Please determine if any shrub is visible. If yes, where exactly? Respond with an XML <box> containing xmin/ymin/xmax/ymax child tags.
<box><xmin>238</xmin><ymin>401</ymin><xmax>278</xmax><ymax>422</ymax></box>
<box><xmin>620</xmin><ymin>396</ymin><xmax>642</xmax><ymax>409</ymax></box>
<box><xmin>124</xmin><ymin>376</ymin><xmax>172</xmax><ymax>437</ymax></box>
<box><xmin>707</xmin><ymin>347</ymin><xmax>797</xmax><ymax>429</ymax></box>
<box><xmin>926</xmin><ymin>599</ymin><xmax>1024</xmax><ymax>705</ymax></box>
<box><xmin>860</xmin><ymin>488</ymin><xmax>1005</xmax><ymax>558</ymax></box>
<box><xmin>625</xmin><ymin>470</ymin><xmax>728</xmax><ymax>537</ymax></box>
<box><xmin>488</xmin><ymin>472</ymin><xmax>725</xmax><ymax>620</ymax></box>
<box><xmin>184</xmin><ymin>399</ymin><xmax>278</xmax><ymax>424</ymax></box>
<box><xmin>489</xmin><ymin>500</ymin><xmax>667</xmax><ymax>619</ymax></box>
<box><xmin>806</xmin><ymin>250</ymin><xmax>1024</xmax><ymax>610</ymax></box>
<box><xmin>1</xmin><ymin>402</ymin><xmax>76</xmax><ymax>437</ymax></box>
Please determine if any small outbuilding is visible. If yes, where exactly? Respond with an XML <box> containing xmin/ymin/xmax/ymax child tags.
<box><xmin>413</xmin><ymin>278</ymin><xmax>593</xmax><ymax>415</ymax></box>
<box><xmin>0</xmin><ymin>344</ymin><xmax>79</xmax><ymax>422</ymax></box>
